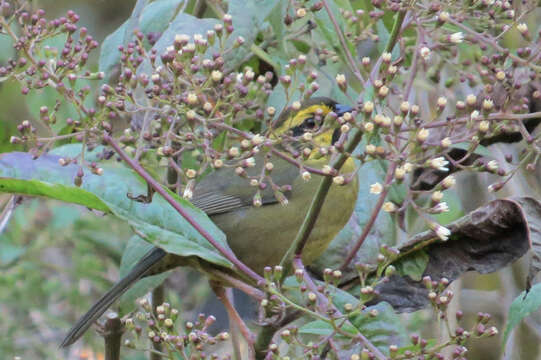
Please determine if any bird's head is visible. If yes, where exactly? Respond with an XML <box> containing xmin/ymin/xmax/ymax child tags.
<box><xmin>273</xmin><ymin>97</ymin><xmax>353</xmax><ymax>157</ymax></box>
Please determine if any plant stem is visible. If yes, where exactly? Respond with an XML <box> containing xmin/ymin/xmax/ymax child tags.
<box><xmin>103</xmin><ymin>134</ymin><xmax>264</xmax><ymax>284</ymax></box>
<box><xmin>293</xmin><ymin>258</ymin><xmax>387</xmax><ymax>360</ymax></box>
<box><xmin>150</xmin><ymin>284</ymin><xmax>165</xmax><ymax>360</ymax></box>
<box><xmin>279</xmin><ymin>128</ymin><xmax>364</xmax><ymax>276</ymax></box>
<box><xmin>340</xmin><ymin>162</ymin><xmax>397</xmax><ymax>270</ymax></box>
<box><xmin>103</xmin><ymin>312</ymin><xmax>123</xmax><ymax>360</ymax></box>
<box><xmin>321</xmin><ymin>0</ymin><xmax>365</xmax><ymax>84</ymax></box>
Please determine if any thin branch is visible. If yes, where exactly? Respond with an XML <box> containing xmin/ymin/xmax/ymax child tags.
<box><xmin>340</xmin><ymin>161</ymin><xmax>397</xmax><ymax>270</ymax></box>
<box><xmin>321</xmin><ymin>0</ymin><xmax>365</xmax><ymax>84</ymax></box>
<box><xmin>103</xmin><ymin>134</ymin><xmax>264</xmax><ymax>284</ymax></box>
<box><xmin>293</xmin><ymin>258</ymin><xmax>387</xmax><ymax>360</ymax></box>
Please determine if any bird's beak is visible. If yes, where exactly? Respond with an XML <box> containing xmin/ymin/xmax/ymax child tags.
<box><xmin>334</xmin><ymin>104</ymin><xmax>354</xmax><ymax>116</ymax></box>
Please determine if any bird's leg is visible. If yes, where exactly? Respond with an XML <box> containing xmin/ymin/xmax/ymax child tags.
<box><xmin>210</xmin><ymin>281</ymin><xmax>256</xmax><ymax>360</ymax></box>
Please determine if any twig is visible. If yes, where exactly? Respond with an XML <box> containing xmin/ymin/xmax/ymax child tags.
<box><xmin>151</xmin><ymin>284</ymin><xmax>165</xmax><ymax>360</ymax></box>
<box><xmin>321</xmin><ymin>0</ymin><xmax>365</xmax><ymax>84</ymax></box>
<box><xmin>103</xmin><ymin>134</ymin><xmax>264</xmax><ymax>284</ymax></box>
<box><xmin>340</xmin><ymin>161</ymin><xmax>397</xmax><ymax>270</ymax></box>
<box><xmin>102</xmin><ymin>312</ymin><xmax>123</xmax><ymax>360</ymax></box>
<box><xmin>293</xmin><ymin>258</ymin><xmax>387</xmax><ymax>360</ymax></box>
<box><xmin>211</xmin><ymin>282</ymin><xmax>256</xmax><ymax>359</ymax></box>
<box><xmin>279</xmin><ymin>128</ymin><xmax>364</xmax><ymax>275</ymax></box>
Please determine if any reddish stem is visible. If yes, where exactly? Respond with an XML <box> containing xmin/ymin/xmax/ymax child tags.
<box><xmin>103</xmin><ymin>133</ymin><xmax>263</xmax><ymax>284</ymax></box>
<box><xmin>340</xmin><ymin>162</ymin><xmax>397</xmax><ymax>270</ymax></box>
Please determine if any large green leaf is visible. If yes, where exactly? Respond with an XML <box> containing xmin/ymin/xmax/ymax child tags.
<box><xmin>99</xmin><ymin>0</ymin><xmax>185</xmax><ymax>82</ymax></box>
<box><xmin>226</xmin><ymin>0</ymin><xmax>277</xmax><ymax>69</ymax></box>
<box><xmin>312</xmin><ymin>160</ymin><xmax>395</xmax><ymax>273</ymax></box>
<box><xmin>0</xmin><ymin>152</ymin><xmax>232</xmax><ymax>269</ymax></box>
<box><xmin>503</xmin><ymin>283</ymin><xmax>541</xmax><ymax>348</ymax></box>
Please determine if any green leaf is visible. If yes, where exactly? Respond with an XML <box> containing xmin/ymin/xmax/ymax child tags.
<box><xmin>49</xmin><ymin>143</ymin><xmax>106</xmax><ymax>163</ymax></box>
<box><xmin>138</xmin><ymin>0</ymin><xmax>184</xmax><ymax>35</ymax></box>
<box><xmin>99</xmin><ymin>22</ymin><xmax>128</xmax><ymax>82</ymax></box>
<box><xmin>312</xmin><ymin>1</ymin><xmax>358</xmax><ymax>68</ymax></box>
<box><xmin>376</xmin><ymin>20</ymin><xmax>399</xmax><ymax>59</ymax></box>
<box><xmin>99</xmin><ymin>0</ymin><xmax>184</xmax><ymax>82</ymax></box>
<box><xmin>503</xmin><ymin>283</ymin><xmax>541</xmax><ymax>348</ymax></box>
<box><xmin>0</xmin><ymin>152</ymin><xmax>232</xmax><ymax>270</ymax></box>
<box><xmin>393</xmin><ymin>250</ymin><xmax>429</xmax><ymax>281</ymax></box>
<box><xmin>452</xmin><ymin>142</ymin><xmax>492</xmax><ymax>157</ymax></box>
<box><xmin>288</xmin><ymin>278</ymin><xmax>406</xmax><ymax>353</ymax></box>
<box><xmin>118</xmin><ymin>235</ymin><xmax>171</xmax><ymax>311</ymax></box>
<box><xmin>226</xmin><ymin>0</ymin><xmax>277</xmax><ymax>69</ymax></box>
<box><xmin>313</xmin><ymin>160</ymin><xmax>395</xmax><ymax>271</ymax></box>
<box><xmin>151</xmin><ymin>12</ymin><xmax>219</xmax><ymax>63</ymax></box>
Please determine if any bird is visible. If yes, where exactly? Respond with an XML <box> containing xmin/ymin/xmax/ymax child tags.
<box><xmin>61</xmin><ymin>97</ymin><xmax>358</xmax><ymax>347</ymax></box>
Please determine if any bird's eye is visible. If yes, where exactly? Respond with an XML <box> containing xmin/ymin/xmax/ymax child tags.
<box><xmin>303</xmin><ymin>117</ymin><xmax>316</xmax><ymax>129</ymax></box>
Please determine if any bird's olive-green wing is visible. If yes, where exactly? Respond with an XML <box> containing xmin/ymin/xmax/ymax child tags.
<box><xmin>192</xmin><ymin>155</ymin><xmax>300</xmax><ymax>216</ymax></box>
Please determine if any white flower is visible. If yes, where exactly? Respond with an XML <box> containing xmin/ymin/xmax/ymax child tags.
<box><xmin>333</xmin><ymin>176</ymin><xmax>345</xmax><ymax>185</ymax></box>
<box><xmin>251</xmin><ymin>134</ymin><xmax>265</xmax><ymax>145</ymax></box>
<box><xmin>370</xmin><ymin>182</ymin><xmax>383</xmax><ymax>194</ymax></box>
<box><xmin>365</xmin><ymin>144</ymin><xmax>376</xmax><ymax>154</ymax></box>
<box><xmin>433</xmin><ymin>202</ymin><xmax>450</xmax><ymax>213</ymax></box>
<box><xmin>417</xmin><ymin>128</ymin><xmax>430</xmax><ymax>142</ymax></box>
<box><xmin>466</xmin><ymin>94</ymin><xmax>477</xmax><ymax>106</ymax></box>
<box><xmin>450</xmin><ymin>32</ymin><xmax>464</xmax><ymax>44</ymax></box>
<box><xmin>435</xmin><ymin>225</ymin><xmax>451</xmax><ymax>241</ymax></box>
<box><xmin>363</xmin><ymin>101</ymin><xmax>374</xmax><ymax>113</ymax></box>
<box><xmin>442</xmin><ymin>175</ymin><xmax>456</xmax><ymax>188</ymax></box>
<box><xmin>211</xmin><ymin>70</ymin><xmax>223</xmax><ymax>82</ymax></box>
<box><xmin>437</xmin><ymin>97</ymin><xmax>447</xmax><ymax>107</ymax></box>
<box><xmin>186</xmin><ymin>92</ymin><xmax>198</xmax><ymax>105</ymax></box>
<box><xmin>302</xmin><ymin>171</ymin><xmax>311</xmax><ymax>181</ymax></box>
<box><xmin>183</xmin><ymin>188</ymin><xmax>193</xmax><ymax>200</ymax></box>
<box><xmin>382</xmin><ymin>52</ymin><xmax>392</xmax><ymax>62</ymax></box>
<box><xmin>470</xmin><ymin>110</ymin><xmax>481</xmax><ymax>121</ymax></box>
<box><xmin>438</xmin><ymin>11</ymin><xmax>450</xmax><ymax>22</ymax></box>
<box><xmin>175</xmin><ymin>34</ymin><xmax>190</xmax><ymax>43</ymax></box>
<box><xmin>420</xmin><ymin>46</ymin><xmax>431</xmax><ymax>60</ymax></box>
<box><xmin>245</xmin><ymin>157</ymin><xmax>256</xmax><ymax>167</ymax></box>
<box><xmin>517</xmin><ymin>23</ymin><xmax>528</xmax><ymax>34</ymax></box>
<box><xmin>430</xmin><ymin>157</ymin><xmax>449</xmax><ymax>172</ymax></box>
<box><xmin>395</xmin><ymin>167</ymin><xmax>406</xmax><ymax>180</ymax></box>
<box><xmin>185</xmin><ymin>169</ymin><xmax>197</xmax><ymax>178</ymax></box>
<box><xmin>431</xmin><ymin>190</ymin><xmax>444</xmax><ymax>202</ymax></box>
<box><xmin>335</xmin><ymin>73</ymin><xmax>346</xmax><ymax>85</ymax></box>
<box><xmin>400</xmin><ymin>101</ymin><xmax>410</xmax><ymax>113</ymax></box>
<box><xmin>382</xmin><ymin>202</ymin><xmax>397</xmax><ymax>212</ymax></box>
<box><xmin>479</xmin><ymin>120</ymin><xmax>490</xmax><ymax>132</ymax></box>
<box><xmin>487</xmin><ymin>160</ymin><xmax>498</xmax><ymax>171</ymax></box>
<box><xmin>482</xmin><ymin>98</ymin><xmax>494</xmax><ymax>110</ymax></box>
<box><xmin>441</xmin><ymin>137</ymin><xmax>452</xmax><ymax>148</ymax></box>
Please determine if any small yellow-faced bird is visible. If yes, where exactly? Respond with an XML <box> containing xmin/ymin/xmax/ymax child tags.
<box><xmin>61</xmin><ymin>97</ymin><xmax>358</xmax><ymax>347</ymax></box>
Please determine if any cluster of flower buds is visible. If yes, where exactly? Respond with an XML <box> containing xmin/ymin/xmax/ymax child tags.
<box><xmin>125</xmin><ymin>300</ymin><xmax>229</xmax><ymax>357</ymax></box>
<box><xmin>2</xmin><ymin>6</ymin><xmax>102</xmax><ymax>153</ymax></box>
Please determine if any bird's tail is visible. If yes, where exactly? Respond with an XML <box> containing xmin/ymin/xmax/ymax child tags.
<box><xmin>60</xmin><ymin>246</ymin><xmax>167</xmax><ymax>347</ymax></box>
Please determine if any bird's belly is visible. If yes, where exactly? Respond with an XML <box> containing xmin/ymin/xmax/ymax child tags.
<box><xmin>210</xmin><ymin>178</ymin><xmax>358</xmax><ymax>275</ymax></box>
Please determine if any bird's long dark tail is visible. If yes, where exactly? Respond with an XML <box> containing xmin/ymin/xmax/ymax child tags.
<box><xmin>60</xmin><ymin>246</ymin><xmax>167</xmax><ymax>347</ymax></box>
